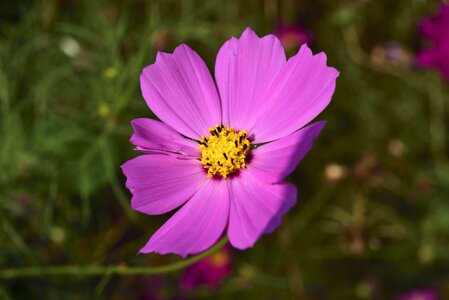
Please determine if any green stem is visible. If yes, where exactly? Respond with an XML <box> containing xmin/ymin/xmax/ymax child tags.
<box><xmin>0</xmin><ymin>237</ymin><xmax>228</xmax><ymax>279</ymax></box>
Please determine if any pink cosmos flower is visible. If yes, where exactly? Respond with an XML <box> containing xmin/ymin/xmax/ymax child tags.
<box><xmin>274</xmin><ymin>23</ymin><xmax>313</xmax><ymax>51</ymax></box>
<box><xmin>121</xmin><ymin>27</ymin><xmax>339</xmax><ymax>257</ymax></box>
<box><xmin>416</xmin><ymin>4</ymin><xmax>449</xmax><ymax>81</ymax></box>
<box><xmin>180</xmin><ymin>247</ymin><xmax>232</xmax><ymax>291</ymax></box>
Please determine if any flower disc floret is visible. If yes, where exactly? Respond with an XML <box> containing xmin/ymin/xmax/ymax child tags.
<box><xmin>199</xmin><ymin>125</ymin><xmax>251</xmax><ymax>178</ymax></box>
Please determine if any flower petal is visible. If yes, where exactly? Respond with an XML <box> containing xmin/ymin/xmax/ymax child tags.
<box><xmin>249</xmin><ymin>44</ymin><xmax>338</xmax><ymax>143</ymax></box>
<box><xmin>121</xmin><ymin>154</ymin><xmax>205</xmax><ymax>215</ymax></box>
<box><xmin>249</xmin><ymin>121</ymin><xmax>326</xmax><ymax>183</ymax></box>
<box><xmin>419</xmin><ymin>18</ymin><xmax>441</xmax><ymax>40</ymax></box>
<box><xmin>416</xmin><ymin>48</ymin><xmax>439</xmax><ymax>67</ymax></box>
<box><xmin>130</xmin><ymin>118</ymin><xmax>199</xmax><ymax>157</ymax></box>
<box><xmin>227</xmin><ymin>171</ymin><xmax>297</xmax><ymax>249</ymax></box>
<box><xmin>140</xmin><ymin>44</ymin><xmax>222</xmax><ymax>139</ymax></box>
<box><xmin>215</xmin><ymin>27</ymin><xmax>286</xmax><ymax>130</ymax></box>
<box><xmin>139</xmin><ymin>179</ymin><xmax>230</xmax><ymax>257</ymax></box>
<box><xmin>263</xmin><ymin>187</ymin><xmax>297</xmax><ymax>234</ymax></box>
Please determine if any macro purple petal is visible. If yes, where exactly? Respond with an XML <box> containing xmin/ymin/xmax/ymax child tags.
<box><xmin>139</xmin><ymin>179</ymin><xmax>230</xmax><ymax>257</ymax></box>
<box><xmin>250</xmin><ymin>121</ymin><xmax>326</xmax><ymax>184</ymax></box>
<box><xmin>416</xmin><ymin>48</ymin><xmax>439</xmax><ymax>67</ymax></box>
<box><xmin>420</xmin><ymin>18</ymin><xmax>441</xmax><ymax>40</ymax></box>
<box><xmin>130</xmin><ymin>118</ymin><xmax>200</xmax><ymax>157</ymax></box>
<box><xmin>140</xmin><ymin>44</ymin><xmax>222</xmax><ymax>139</ymax></box>
<box><xmin>121</xmin><ymin>154</ymin><xmax>205</xmax><ymax>215</ymax></box>
<box><xmin>249</xmin><ymin>44</ymin><xmax>338</xmax><ymax>143</ymax></box>
<box><xmin>227</xmin><ymin>171</ymin><xmax>297</xmax><ymax>249</ymax></box>
<box><xmin>215</xmin><ymin>27</ymin><xmax>286</xmax><ymax>131</ymax></box>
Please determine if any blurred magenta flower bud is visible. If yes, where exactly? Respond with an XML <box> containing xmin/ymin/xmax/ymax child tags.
<box><xmin>417</xmin><ymin>4</ymin><xmax>449</xmax><ymax>81</ymax></box>
<box><xmin>274</xmin><ymin>23</ymin><xmax>313</xmax><ymax>51</ymax></box>
<box><xmin>180</xmin><ymin>247</ymin><xmax>232</xmax><ymax>291</ymax></box>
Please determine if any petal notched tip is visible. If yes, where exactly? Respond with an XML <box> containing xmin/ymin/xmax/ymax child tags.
<box><xmin>241</xmin><ymin>26</ymin><xmax>258</xmax><ymax>38</ymax></box>
<box><xmin>120</xmin><ymin>159</ymin><xmax>131</xmax><ymax>177</ymax></box>
<box><xmin>297</xmin><ymin>42</ymin><xmax>313</xmax><ymax>57</ymax></box>
<box><xmin>239</xmin><ymin>27</ymin><xmax>284</xmax><ymax>51</ymax></box>
<box><xmin>296</xmin><ymin>45</ymin><xmax>340</xmax><ymax>79</ymax></box>
<box><xmin>154</xmin><ymin>43</ymin><xmax>193</xmax><ymax>61</ymax></box>
<box><xmin>129</xmin><ymin>118</ymin><xmax>146</xmax><ymax>146</ymax></box>
<box><xmin>142</xmin><ymin>43</ymin><xmax>195</xmax><ymax>78</ymax></box>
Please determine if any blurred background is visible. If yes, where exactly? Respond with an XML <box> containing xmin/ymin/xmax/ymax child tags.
<box><xmin>1</xmin><ymin>0</ymin><xmax>449</xmax><ymax>299</ymax></box>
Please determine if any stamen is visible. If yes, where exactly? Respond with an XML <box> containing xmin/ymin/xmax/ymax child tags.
<box><xmin>199</xmin><ymin>125</ymin><xmax>251</xmax><ymax>178</ymax></box>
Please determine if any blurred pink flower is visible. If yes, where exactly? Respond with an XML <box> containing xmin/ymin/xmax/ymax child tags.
<box><xmin>416</xmin><ymin>4</ymin><xmax>449</xmax><ymax>81</ymax></box>
<box><xmin>397</xmin><ymin>288</ymin><xmax>440</xmax><ymax>300</ymax></box>
<box><xmin>274</xmin><ymin>23</ymin><xmax>312</xmax><ymax>51</ymax></box>
<box><xmin>180</xmin><ymin>247</ymin><xmax>232</xmax><ymax>291</ymax></box>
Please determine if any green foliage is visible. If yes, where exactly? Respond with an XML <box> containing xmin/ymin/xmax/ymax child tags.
<box><xmin>0</xmin><ymin>0</ymin><xmax>448</xmax><ymax>299</ymax></box>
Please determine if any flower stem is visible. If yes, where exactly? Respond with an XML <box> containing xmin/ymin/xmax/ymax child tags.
<box><xmin>0</xmin><ymin>236</ymin><xmax>228</xmax><ymax>279</ymax></box>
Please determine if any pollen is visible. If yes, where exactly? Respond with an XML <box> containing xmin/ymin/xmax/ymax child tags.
<box><xmin>199</xmin><ymin>124</ymin><xmax>251</xmax><ymax>178</ymax></box>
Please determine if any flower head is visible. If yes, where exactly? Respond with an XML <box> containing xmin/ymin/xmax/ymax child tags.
<box><xmin>122</xmin><ymin>27</ymin><xmax>339</xmax><ymax>257</ymax></box>
<box><xmin>417</xmin><ymin>4</ymin><xmax>449</xmax><ymax>81</ymax></box>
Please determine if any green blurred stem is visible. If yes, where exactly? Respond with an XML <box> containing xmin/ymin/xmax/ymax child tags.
<box><xmin>0</xmin><ymin>236</ymin><xmax>228</xmax><ymax>279</ymax></box>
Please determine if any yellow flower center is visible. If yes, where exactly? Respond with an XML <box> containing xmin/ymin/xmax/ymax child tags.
<box><xmin>199</xmin><ymin>125</ymin><xmax>251</xmax><ymax>178</ymax></box>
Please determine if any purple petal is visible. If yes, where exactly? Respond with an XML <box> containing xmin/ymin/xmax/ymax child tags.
<box><xmin>139</xmin><ymin>179</ymin><xmax>230</xmax><ymax>257</ymax></box>
<box><xmin>227</xmin><ymin>171</ymin><xmax>297</xmax><ymax>249</ymax></box>
<box><xmin>215</xmin><ymin>27</ymin><xmax>286</xmax><ymax>130</ymax></box>
<box><xmin>249</xmin><ymin>121</ymin><xmax>326</xmax><ymax>183</ymax></box>
<box><xmin>263</xmin><ymin>187</ymin><xmax>297</xmax><ymax>234</ymax></box>
<box><xmin>419</xmin><ymin>18</ymin><xmax>441</xmax><ymax>39</ymax></box>
<box><xmin>140</xmin><ymin>44</ymin><xmax>221</xmax><ymax>139</ymax></box>
<box><xmin>130</xmin><ymin>118</ymin><xmax>199</xmax><ymax>157</ymax></box>
<box><xmin>416</xmin><ymin>48</ymin><xmax>439</xmax><ymax>67</ymax></box>
<box><xmin>121</xmin><ymin>154</ymin><xmax>205</xmax><ymax>215</ymax></box>
<box><xmin>249</xmin><ymin>44</ymin><xmax>339</xmax><ymax>143</ymax></box>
